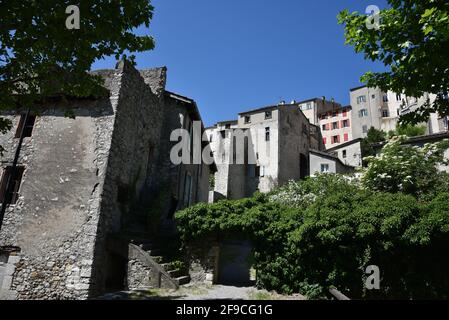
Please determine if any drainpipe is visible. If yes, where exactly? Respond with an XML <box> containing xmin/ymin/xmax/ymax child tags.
<box><xmin>0</xmin><ymin>108</ymin><xmax>30</xmax><ymax>232</ymax></box>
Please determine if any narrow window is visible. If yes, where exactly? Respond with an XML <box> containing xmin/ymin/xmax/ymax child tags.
<box><xmin>383</xmin><ymin>95</ymin><xmax>389</xmax><ymax>102</ymax></box>
<box><xmin>362</xmin><ymin>125</ymin><xmax>368</xmax><ymax>133</ymax></box>
<box><xmin>332</xmin><ymin>135</ymin><xmax>339</xmax><ymax>144</ymax></box>
<box><xmin>344</xmin><ymin>133</ymin><xmax>349</xmax><ymax>141</ymax></box>
<box><xmin>265</xmin><ymin>127</ymin><xmax>270</xmax><ymax>141</ymax></box>
<box><xmin>15</xmin><ymin>114</ymin><xmax>36</xmax><ymax>138</ymax></box>
<box><xmin>0</xmin><ymin>166</ymin><xmax>25</xmax><ymax>205</ymax></box>
<box><xmin>396</xmin><ymin>94</ymin><xmax>401</xmax><ymax>101</ymax></box>
<box><xmin>381</xmin><ymin>109</ymin><xmax>389</xmax><ymax>118</ymax></box>
<box><xmin>244</xmin><ymin>116</ymin><xmax>251</xmax><ymax>124</ymax></box>
<box><xmin>342</xmin><ymin>150</ymin><xmax>347</xmax><ymax>158</ymax></box>
<box><xmin>220</xmin><ymin>130</ymin><xmax>225</xmax><ymax>139</ymax></box>
<box><xmin>332</xmin><ymin>122</ymin><xmax>338</xmax><ymax>130</ymax></box>
<box><xmin>322</xmin><ymin>124</ymin><xmax>327</xmax><ymax>131</ymax></box>
<box><xmin>255</xmin><ymin>166</ymin><xmax>260</xmax><ymax>177</ymax></box>
<box><xmin>265</xmin><ymin>111</ymin><xmax>272</xmax><ymax>119</ymax></box>
<box><xmin>209</xmin><ymin>134</ymin><xmax>213</xmax><ymax>142</ymax></box>
<box><xmin>323</xmin><ymin>137</ymin><xmax>327</xmax><ymax>145</ymax></box>
<box><xmin>320</xmin><ymin>164</ymin><xmax>329</xmax><ymax>173</ymax></box>
<box><xmin>225</xmin><ymin>124</ymin><xmax>231</xmax><ymax>129</ymax></box>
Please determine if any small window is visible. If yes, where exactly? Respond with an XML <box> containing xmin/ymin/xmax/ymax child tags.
<box><xmin>371</xmin><ymin>94</ymin><xmax>376</xmax><ymax>99</ymax></box>
<box><xmin>383</xmin><ymin>95</ymin><xmax>389</xmax><ymax>102</ymax></box>
<box><xmin>265</xmin><ymin>111</ymin><xmax>272</xmax><ymax>119</ymax></box>
<box><xmin>342</xmin><ymin>150</ymin><xmax>347</xmax><ymax>158</ymax></box>
<box><xmin>381</xmin><ymin>109</ymin><xmax>389</xmax><ymax>118</ymax></box>
<box><xmin>323</xmin><ymin>137</ymin><xmax>327</xmax><ymax>145</ymax></box>
<box><xmin>306</xmin><ymin>103</ymin><xmax>312</xmax><ymax>110</ymax></box>
<box><xmin>332</xmin><ymin>111</ymin><xmax>338</xmax><ymax>117</ymax></box>
<box><xmin>342</xmin><ymin>119</ymin><xmax>349</xmax><ymax>127</ymax></box>
<box><xmin>359</xmin><ymin>109</ymin><xmax>368</xmax><ymax>117</ymax></box>
<box><xmin>209</xmin><ymin>134</ymin><xmax>213</xmax><ymax>142</ymax></box>
<box><xmin>332</xmin><ymin>122</ymin><xmax>338</xmax><ymax>130</ymax></box>
<box><xmin>255</xmin><ymin>166</ymin><xmax>260</xmax><ymax>177</ymax></box>
<box><xmin>225</xmin><ymin>124</ymin><xmax>231</xmax><ymax>129</ymax></box>
<box><xmin>396</xmin><ymin>94</ymin><xmax>401</xmax><ymax>101</ymax></box>
<box><xmin>0</xmin><ymin>166</ymin><xmax>25</xmax><ymax>205</ymax></box>
<box><xmin>244</xmin><ymin>116</ymin><xmax>251</xmax><ymax>124</ymax></box>
<box><xmin>362</xmin><ymin>125</ymin><xmax>368</xmax><ymax>133</ymax></box>
<box><xmin>320</xmin><ymin>164</ymin><xmax>329</xmax><ymax>173</ymax></box>
<box><xmin>322</xmin><ymin>124</ymin><xmax>327</xmax><ymax>131</ymax></box>
<box><xmin>265</xmin><ymin>127</ymin><xmax>270</xmax><ymax>141</ymax></box>
<box><xmin>15</xmin><ymin>114</ymin><xmax>36</xmax><ymax>138</ymax></box>
<box><xmin>220</xmin><ymin>130</ymin><xmax>226</xmax><ymax>139</ymax></box>
<box><xmin>332</xmin><ymin>135</ymin><xmax>340</xmax><ymax>144</ymax></box>
<box><xmin>357</xmin><ymin>95</ymin><xmax>366</xmax><ymax>104</ymax></box>
<box><xmin>344</xmin><ymin>133</ymin><xmax>349</xmax><ymax>141</ymax></box>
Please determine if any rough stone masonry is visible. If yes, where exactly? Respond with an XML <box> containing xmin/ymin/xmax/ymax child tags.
<box><xmin>0</xmin><ymin>61</ymin><xmax>213</xmax><ymax>299</ymax></box>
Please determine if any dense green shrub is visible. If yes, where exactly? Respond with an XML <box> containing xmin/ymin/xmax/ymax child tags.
<box><xmin>361</xmin><ymin>136</ymin><xmax>449</xmax><ymax>197</ymax></box>
<box><xmin>175</xmin><ymin>174</ymin><xmax>449</xmax><ymax>299</ymax></box>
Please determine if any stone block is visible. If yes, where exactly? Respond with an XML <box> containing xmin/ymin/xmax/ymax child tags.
<box><xmin>1</xmin><ymin>276</ymin><xmax>13</xmax><ymax>289</ymax></box>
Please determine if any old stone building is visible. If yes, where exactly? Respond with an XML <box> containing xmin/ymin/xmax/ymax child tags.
<box><xmin>206</xmin><ymin>102</ymin><xmax>332</xmax><ymax>200</ymax></box>
<box><xmin>0</xmin><ymin>61</ymin><xmax>214</xmax><ymax>299</ymax></box>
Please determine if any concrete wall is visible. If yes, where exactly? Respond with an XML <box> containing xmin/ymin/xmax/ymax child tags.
<box><xmin>278</xmin><ymin>105</ymin><xmax>310</xmax><ymax>185</ymax></box>
<box><xmin>309</xmin><ymin>152</ymin><xmax>352</xmax><ymax>175</ymax></box>
<box><xmin>328</xmin><ymin>140</ymin><xmax>362</xmax><ymax>168</ymax></box>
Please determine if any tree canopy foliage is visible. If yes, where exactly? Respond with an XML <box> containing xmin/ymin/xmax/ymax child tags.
<box><xmin>338</xmin><ymin>0</ymin><xmax>449</xmax><ymax>124</ymax></box>
<box><xmin>0</xmin><ymin>0</ymin><xmax>155</xmax><ymax>131</ymax></box>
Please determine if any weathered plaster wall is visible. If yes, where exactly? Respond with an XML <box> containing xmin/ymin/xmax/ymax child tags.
<box><xmin>278</xmin><ymin>105</ymin><xmax>310</xmax><ymax>185</ymax></box>
<box><xmin>0</xmin><ymin>98</ymin><xmax>113</xmax><ymax>299</ymax></box>
<box><xmin>0</xmin><ymin>61</ymin><xmax>167</xmax><ymax>299</ymax></box>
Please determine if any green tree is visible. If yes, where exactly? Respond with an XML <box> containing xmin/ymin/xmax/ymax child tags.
<box><xmin>361</xmin><ymin>136</ymin><xmax>449</xmax><ymax>196</ymax></box>
<box><xmin>0</xmin><ymin>1</ymin><xmax>155</xmax><ymax>131</ymax></box>
<box><xmin>361</xmin><ymin>127</ymin><xmax>386</xmax><ymax>163</ymax></box>
<box><xmin>338</xmin><ymin>1</ymin><xmax>449</xmax><ymax>125</ymax></box>
<box><xmin>394</xmin><ymin>123</ymin><xmax>427</xmax><ymax>137</ymax></box>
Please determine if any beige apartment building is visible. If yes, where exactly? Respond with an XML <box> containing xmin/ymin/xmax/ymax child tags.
<box><xmin>206</xmin><ymin>102</ymin><xmax>329</xmax><ymax>200</ymax></box>
<box><xmin>349</xmin><ymin>86</ymin><xmax>448</xmax><ymax>138</ymax></box>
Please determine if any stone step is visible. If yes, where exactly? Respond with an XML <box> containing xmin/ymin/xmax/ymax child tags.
<box><xmin>175</xmin><ymin>275</ymin><xmax>190</xmax><ymax>286</ymax></box>
<box><xmin>167</xmin><ymin>268</ymin><xmax>182</xmax><ymax>278</ymax></box>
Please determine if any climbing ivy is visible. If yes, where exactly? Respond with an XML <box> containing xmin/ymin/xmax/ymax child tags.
<box><xmin>175</xmin><ymin>174</ymin><xmax>449</xmax><ymax>299</ymax></box>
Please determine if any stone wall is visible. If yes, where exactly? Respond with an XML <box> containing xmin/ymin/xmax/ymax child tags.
<box><xmin>0</xmin><ymin>61</ymin><xmax>166</xmax><ymax>299</ymax></box>
<box><xmin>187</xmin><ymin>241</ymin><xmax>220</xmax><ymax>285</ymax></box>
<box><xmin>127</xmin><ymin>259</ymin><xmax>153</xmax><ymax>289</ymax></box>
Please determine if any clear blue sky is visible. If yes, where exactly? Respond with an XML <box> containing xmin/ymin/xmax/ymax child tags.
<box><xmin>92</xmin><ymin>0</ymin><xmax>389</xmax><ymax>127</ymax></box>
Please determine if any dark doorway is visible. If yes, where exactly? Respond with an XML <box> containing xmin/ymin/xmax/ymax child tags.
<box><xmin>218</xmin><ymin>239</ymin><xmax>254</xmax><ymax>287</ymax></box>
<box><xmin>299</xmin><ymin>153</ymin><xmax>308</xmax><ymax>179</ymax></box>
<box><xmin>104</xmin><ymin>251</ymin><xmax>128</xmax><ymax>292</ymax></box>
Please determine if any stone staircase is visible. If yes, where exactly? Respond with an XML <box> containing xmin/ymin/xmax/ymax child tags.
<box><xmin>129</xmin><ymin>236</ymin><xmax>190</xmax><ymax>289</ymax></box>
